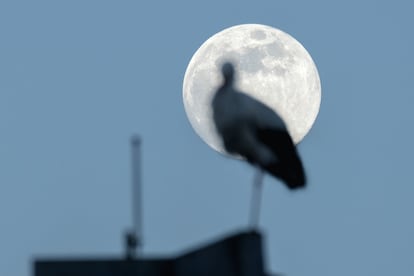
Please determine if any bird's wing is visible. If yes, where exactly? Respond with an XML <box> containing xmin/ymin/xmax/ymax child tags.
<box><xmin>236</xmin><ymin>91</ymin><xmax>287</xmax><ymax>131</ymax></box>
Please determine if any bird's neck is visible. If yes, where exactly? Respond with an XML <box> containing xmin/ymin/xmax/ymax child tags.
<box><xmin>222</xmin><ymin>77</ymin><xmax>234</xmax><ymax>89</ymax></box>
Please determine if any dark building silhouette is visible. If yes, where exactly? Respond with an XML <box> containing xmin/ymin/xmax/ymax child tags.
<box><xmin>34</xmin><ymin>231</ymin><xmax>275</xmax><ymax>276</ymax></box>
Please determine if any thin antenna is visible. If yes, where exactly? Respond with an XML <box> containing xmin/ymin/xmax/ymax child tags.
<box><xmin>125</xmin><ymin>134</ymin><xmax>142</xmax><ymax>259</ymax></box>
<box><xmin>131</xmin><ymin>135</ymin><xmax>142</xmax><ymax>248</ymax></box>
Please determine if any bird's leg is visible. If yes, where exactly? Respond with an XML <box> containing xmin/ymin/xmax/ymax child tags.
<box><xmin>249</xmin><ymin>166</ymin><xmax>264</xmax><ymax>230</ymax></box>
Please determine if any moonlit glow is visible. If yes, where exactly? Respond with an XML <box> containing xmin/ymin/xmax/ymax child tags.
<box><xmin>183</xmin><ymin>24</ymin><xmax>321</xmax><ymax>154</ymax></box>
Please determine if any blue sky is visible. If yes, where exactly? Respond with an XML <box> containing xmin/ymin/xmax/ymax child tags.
<box><xmin>1</xmin><ymin>1</ymin><xmax>413</xmax><ymax>275</ymax></box>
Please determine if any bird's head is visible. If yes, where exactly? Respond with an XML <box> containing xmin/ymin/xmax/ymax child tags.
<box><xmin>221</xmin><ymin>62</ymin><xmax>235</xmax><ymax>83</ymax></box>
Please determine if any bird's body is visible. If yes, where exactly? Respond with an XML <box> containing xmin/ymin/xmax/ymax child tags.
<box><xmin>212</xmin><ymin>62</ymin><xmax>305</xmax><ymax>189</ymax></box>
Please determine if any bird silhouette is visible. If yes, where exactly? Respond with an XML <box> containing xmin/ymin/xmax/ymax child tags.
<box><xmin>212</xmin><ymin>62</ymin><xmax>306</xmax><ymax>189</ymax></box>
<box><xmin>212</xmin><ymin>62</ymin><xmax>306</xmax><ymax>226</ymax></box>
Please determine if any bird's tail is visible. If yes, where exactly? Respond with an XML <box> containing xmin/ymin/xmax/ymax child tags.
<box><xmin>257</xmin><ymin>129</ymin><xmax>306</xmax><ymax>189</ymax></box>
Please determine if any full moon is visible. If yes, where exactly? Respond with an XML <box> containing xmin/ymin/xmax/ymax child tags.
<box><xmin>183</xmin><ymin>24</ymin><xmax>321</xmax><ymax>154</ymax></box>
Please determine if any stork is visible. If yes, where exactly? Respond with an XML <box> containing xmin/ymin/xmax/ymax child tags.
<box><xmin>212</xmin><ymin>62</ymin><xmax>306</xmax><ymax>227</ymax></box>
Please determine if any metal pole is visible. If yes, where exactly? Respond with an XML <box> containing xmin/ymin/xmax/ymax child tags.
<box><xmin>249</xmin><ymin>167</ymin><xmax>264</xmax><ymax>229</ymax></box>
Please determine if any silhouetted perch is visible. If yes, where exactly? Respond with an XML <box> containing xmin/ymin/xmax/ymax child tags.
<box><xmin>34</xmin><ymin>231</ymin><xmax>275</xmax><ymax>276</ymax></box>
